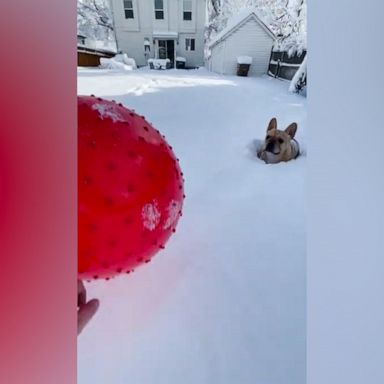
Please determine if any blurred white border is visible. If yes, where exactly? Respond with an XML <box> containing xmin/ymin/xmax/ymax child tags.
<box><xmin>308</xmin><ymin>1</ymin><xmax>384</xmax><ymax>383</ymax></box>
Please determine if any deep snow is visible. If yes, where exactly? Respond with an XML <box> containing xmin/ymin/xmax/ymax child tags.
<box><xmin>77</xmin><ymin>67</ymin><xmax>306</xmax><ymax>384</ymax></box>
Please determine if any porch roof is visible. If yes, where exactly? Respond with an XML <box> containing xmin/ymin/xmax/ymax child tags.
<box><xmin>153</xmin><ymin>31</ymin><xmax>178</xmax><ymax>39</ymax></box>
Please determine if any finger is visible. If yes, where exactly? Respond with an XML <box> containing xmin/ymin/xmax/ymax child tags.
<box><xmin>78</xmin><ymin>299</ymin><xmax>99</xmax><ymax>335</ymax></box>
<box><xmin>78</xmin><ymin>280</ymin><xmax>86</xmax><ymax>307</ymax></box>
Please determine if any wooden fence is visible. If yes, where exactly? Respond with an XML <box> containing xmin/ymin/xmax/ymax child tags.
<box><xmin>77</xmin><ymin>46</ymin><xmax>115</xmax><ymax>67</ymax></box>
<box><xmin>268</xmin><ymin>50</ymin><xmax>306</xmax><ymax>81</ymax></box>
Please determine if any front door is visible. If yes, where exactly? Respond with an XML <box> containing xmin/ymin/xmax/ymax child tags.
<box><xmin>158</xmin><ymin>39</ymin><xmax>175</xmax><ymax>67</ymax></box>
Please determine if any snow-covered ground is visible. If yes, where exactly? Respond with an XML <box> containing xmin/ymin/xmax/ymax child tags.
<box><xmin>77</xmin><ymin>67</ymin><xmax>306</xmax><ymax>384</ymax></box>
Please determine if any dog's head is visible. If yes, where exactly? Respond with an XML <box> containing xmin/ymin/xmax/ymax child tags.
<box><xmin>262</xmin><ymin>118</ymin><xmax>297</xmax><ymax>156</ymax></box>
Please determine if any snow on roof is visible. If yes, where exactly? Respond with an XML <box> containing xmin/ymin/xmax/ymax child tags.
<box><xmin>78</xmin><ymin>38</ymin><xmax>117</xmax><ymax>54</ymax></box>
<box><xmin>153</xmin><ymin>31</ymin><xmax>178</xmax><ymax>39</ymax></box>
<box><xmin>208</xmin><ymin>9</ymin><xmax>275</xmax><ymax>48</ymax></box>
<box><xmin>77</xmin><ymin>47</ymin><xmax>114</xmax><ymax>57</ymax></box>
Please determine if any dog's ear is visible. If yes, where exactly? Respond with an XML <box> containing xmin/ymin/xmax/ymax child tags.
<box><xmin>285</xmin><ymin>123</ymin><xmax>297</xmax><ymax>139</ymax></box>
<box><xmin>267</xmin><ymin>118</ymin><xmax>277</xmax><ymax>132</ymax></box>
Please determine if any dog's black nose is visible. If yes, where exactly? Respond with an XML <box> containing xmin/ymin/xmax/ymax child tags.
<box><xmin>266</xmin><ymin>142</ymin><xmax>275</xmax><ymax>152</ymax></box>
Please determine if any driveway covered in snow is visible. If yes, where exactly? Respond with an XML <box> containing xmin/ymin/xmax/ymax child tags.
<box><xmin>77</xmin><ymin>67</ymin><xmax>306</xmax><ymax>384</ymax></box>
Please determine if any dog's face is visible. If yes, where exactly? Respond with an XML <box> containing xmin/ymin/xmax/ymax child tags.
<box><xmin>261</xmin><ymin>118</ymin><xmax>297</xmax><ymax>161</ymax></box>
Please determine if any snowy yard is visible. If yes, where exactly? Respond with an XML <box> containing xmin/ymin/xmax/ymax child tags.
<box><xmin>78</xmin><ymin>67</ymin><xmax>306</xmax><ymax>384</ymax></box>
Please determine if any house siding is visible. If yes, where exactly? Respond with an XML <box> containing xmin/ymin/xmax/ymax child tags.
<box><xmin>178</xmin><ymin>33</ymin><xmax>204</xmax><ymax>67</ymax></box>
<box><xmin>110</xmin><ymin>0</ymin><xmax>205</xmax><ymax>67</ymax></box>
<box><xmin>209</xmin><ymin>17</ymin><xmax>274</xmax><ymax>77</ymax></box>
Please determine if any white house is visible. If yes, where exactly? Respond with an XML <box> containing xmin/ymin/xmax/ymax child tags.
<box><xmin>208</xmin><ymin>10</ymin><xmax>276</xmax><ymax>77</ymax></box>
<box><xmin>109</xmin><ymin>0</ymin><xmax>206</xmax><ymax>68</ymax></box>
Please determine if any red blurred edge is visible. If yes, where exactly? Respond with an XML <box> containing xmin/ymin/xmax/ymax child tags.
<box><xmin>0</xmin><ymin>1</ymin><xmax>77</xmax><ymax>383</ymax></box>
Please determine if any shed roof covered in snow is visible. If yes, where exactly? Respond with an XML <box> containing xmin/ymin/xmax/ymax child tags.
<box><xmin>209</xmin><ymin>9</ymin><xmax>275</xmax><ymax>49</ymax></box>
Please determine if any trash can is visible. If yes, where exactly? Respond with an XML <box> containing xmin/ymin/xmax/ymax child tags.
<box><xmin>236</xmin><ymin>56</ymin><xmax>253</xmax><ymax>77</ymax></box>
<box><xmin>237</xmin><ymin>63</ymin><xmax>251</xmax><ymax>76</ymax></box>
<box><xmin>176</xmin><ymin>57</ymin><xmax>186</xmax><ymax>69</ymax></box>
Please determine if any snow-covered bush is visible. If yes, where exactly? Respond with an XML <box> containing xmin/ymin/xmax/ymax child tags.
<box><xmin>99</xmin><ymin>58</ymin><xmax>134</xmax><ymax>71</ymax></box>
<box><xmin>113</xmin><ymin>53</ymin><xmax>137</xmax><ymax>69</ymax></box>
<box><xmin>289</xmin><ymin>55</ymin><xmax>306</xmax><ymax>94</ymax></box>
<box><xmin>99</xmin><ymin>53</ymin><xmax>137</xmax><ymax>71</ymax></box>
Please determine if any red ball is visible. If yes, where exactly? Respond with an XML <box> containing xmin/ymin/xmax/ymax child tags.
<box><xmin>78</xmin><ymin>96</ymin><xmax>184</xmax><ymax>280</ymax></box>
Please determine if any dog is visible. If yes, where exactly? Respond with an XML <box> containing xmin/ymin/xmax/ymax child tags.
<box><xmin>257</xmin><ymin>118</ymin><xmax>300</xmax><ymax>164</ymax></box>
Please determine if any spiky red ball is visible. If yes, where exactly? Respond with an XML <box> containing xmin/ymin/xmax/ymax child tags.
<box><xmin>78</xmin><ymin>96</ymin><xmax>184</xmax><ymax>280</ymax></box>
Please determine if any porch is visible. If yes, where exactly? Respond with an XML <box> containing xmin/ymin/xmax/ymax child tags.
<box><xmin>152</xmin><ymin>31</ymin><xmax>178</xmax><ymax>68</ymax></box>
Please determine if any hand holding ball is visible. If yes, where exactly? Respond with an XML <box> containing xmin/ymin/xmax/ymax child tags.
<box><xmin>78</xmin><ymin>96</ymin><xmax>184</xmax><ymax>280</ymax></box>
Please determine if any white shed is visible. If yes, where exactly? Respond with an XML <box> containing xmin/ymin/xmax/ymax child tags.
<box><xmin>208</xmin><ymin>10</ymin><xmax>276</xmax><ymax>77</ymax></box>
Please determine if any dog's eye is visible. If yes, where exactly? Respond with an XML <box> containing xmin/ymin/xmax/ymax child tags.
<box><xmin>278</xmin><ymin>138</ymin><xmax>284</xmax><ymax>144</ymax></box>
<box><xmin>266</xmin><ymin>135</ymin><xmax>271</xmax><ymax>140</ymax></box>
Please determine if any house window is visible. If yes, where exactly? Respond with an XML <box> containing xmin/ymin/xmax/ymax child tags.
<box><xmin>123</xmin><ymin>0</ymin><xmax>134</xmax><ymax>19</ymax></box>
<box><xmin>154</xmin><ymin>0</ymin><xmax>164</xmax><ymax>20</ymax></box>
<box><xmin>185</xmin><ymin>38</ymin><xmax>195</xmax><ymax>51</ymax></box>
<box><xmin>183</xmin><ymin>0</ymin><xmax>192</xmax><ymax>20</ymax></box>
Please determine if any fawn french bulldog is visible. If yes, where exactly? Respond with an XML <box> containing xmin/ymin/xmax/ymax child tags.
<box><xmin>258</xmin><ymin>118</ymin><xmax>300</xmax><ymax>164</ymax></box>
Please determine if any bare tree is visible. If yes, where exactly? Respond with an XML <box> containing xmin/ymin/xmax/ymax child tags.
<box><xmin>275</xmin><ymin>0</ymin><xmax>306</xmax><ymax>55</ymax></box>
<box><xmin>77</xmin><ymin>0</ymin><xmax>114</xmax><ymax>42</ymax></box>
